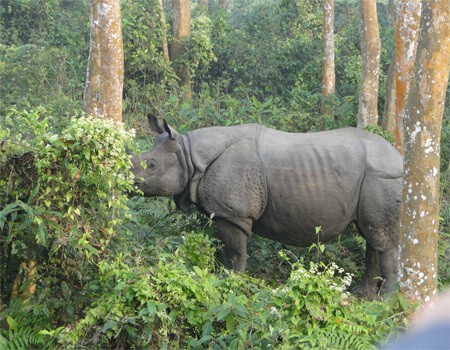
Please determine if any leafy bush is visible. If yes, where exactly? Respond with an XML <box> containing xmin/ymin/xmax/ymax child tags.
<box><xmin>55</xmin><ymin>232</ymin><xmax>407</xmax><ymax>349</ymax></box>
<box><xmin>0</xmin><ymin>44</ymin><xmax>84</xmax><ymax>117</ymax></box>
<box><xmin>0</xmin><ymin>111</ymin><xmax>135</xmax><ymax>346</ymax></box>
<box><xmin>122</xmin><ymin>0</ymin><xmax>178</xmax><ymax>128</ymax></box>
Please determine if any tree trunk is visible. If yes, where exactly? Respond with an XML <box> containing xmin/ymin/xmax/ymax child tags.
<box><xmin>387</xmin><ymin>0</ymin><xmax>396</xmax><ymax>28</ymax></box>
<box><xmin>393</xmin><ymin>0</ymin><xmax>421</xmax><ymax>154</ymax></box>
<box><xmin>321</xmin><ymin>0</ymin><xmax>335</xmax><ymax>116</ymax></box>
<box><xmin>172</xmin><ymin>0</ymin><xmax>191</xmax><ymax>96</ymax></box>
<box><xmin>84</xmin><ymin>0</ymin><xmax>101</xmax><ymax>117</ymax></box>
<box><xmin>399</xmin><ymin>0</ymin><xmax>450</xmax><ymax>304</ymax></box>
<box><xmin>381</xmin><ymin>59</ymin><xmax>396</xmax><ymax>132</ymax></box>
<box><xmin>382</xmin><ymin>1</ymin><xmax>397</xmax><ymax>134</ymax></box>
<box><xmin>23</xmin><ymin>257</ymin><xmax>37</xmax><ymax>302</ymax></box>
<box><xmin>10</xmin><ymin>262</ymin><xmax>26</xmax><ymax>301</ymax></box>
<box><xmin>158</xmin><ymin>0</ymin><xmax>170</xmax><ymax>62</ymax></box>
<box><xmin>97</xmin><ymin>0</ymin><xmax>124</xmax><ymax>123</ymax></box>
<box><xmin>357</xmin><ymin>0</ymin><xmax>381</xmax><ymax>127</ymax></box>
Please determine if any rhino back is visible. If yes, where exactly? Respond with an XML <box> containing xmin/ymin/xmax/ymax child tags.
<box><xmin>253</xmin><ymin>127</ymin><xmax>400</xmax><ymax>246</ymax></box>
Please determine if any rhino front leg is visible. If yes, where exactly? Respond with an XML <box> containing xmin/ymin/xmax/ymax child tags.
<box><xmin>215</xmin><ymin>218</ymin><xmax>248</xmax><ymax>271</ymax></box>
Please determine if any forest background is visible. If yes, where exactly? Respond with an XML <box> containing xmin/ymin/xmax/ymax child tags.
<box><xmin>0</xmin><ymin>0</ymin><xmax>449</xmax><ymax>349</ymax></box>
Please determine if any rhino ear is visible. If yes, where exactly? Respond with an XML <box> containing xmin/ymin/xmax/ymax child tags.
<box><xmin>163</xmin><ymin>119</ymin><xmax>180</xmax><ymax>141</ymax></box>
<box><xmin>148</xmin><ymin>114</ymin><xmax>164</xmax><ymax>134</ymax></box>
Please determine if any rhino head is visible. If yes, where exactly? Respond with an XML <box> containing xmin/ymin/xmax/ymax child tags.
<box><xmin>131</xmin><ymin>115</ymin><xmax>190</xmax><ymax>197</ymax></box>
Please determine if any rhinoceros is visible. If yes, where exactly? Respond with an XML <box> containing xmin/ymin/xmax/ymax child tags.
<box><xmin>131</xmin><ymin>116</ymin><xmax>403</xmax><ymax>296</ymax></box>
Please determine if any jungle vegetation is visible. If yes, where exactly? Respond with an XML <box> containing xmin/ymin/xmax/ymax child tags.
<box><xmin>0</xmin><ymin>0</ymin><xmax>449</xmax><ymax>348</ymax></box>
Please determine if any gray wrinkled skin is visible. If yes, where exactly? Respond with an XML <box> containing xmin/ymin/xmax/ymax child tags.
<box><xmin>132</xmin><ymin>117</ymin><xmax>403</xmax><ymax>297</ymax></box>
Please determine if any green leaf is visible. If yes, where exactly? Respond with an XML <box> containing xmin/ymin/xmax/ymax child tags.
<box><xmin>398</xmin><ymin>294</ymin><xmax>410</xmax><ymax>312</ymax></box>
<box><xmin>147</xmin><ymin>301</ymin><xmax>157</xmax><ymax>315</ymax></box>
<box><xmin>101</xmin><ymin>320</ymin><xmax>117</xmax><ymax>333</ymax></box>
<box><xmin>226</xmin><ymin>313</ymin><xmax>235</xmax><ymax>333</ymax></box>
<box><xmin>7</xmin><ymin>316</ymin><xmax>18</xmax><ymax>330</ymax></box>
<box><xmin>305</xmin><ymin>293</ymin><xmax>327</xmax><ymax>321</ymax></box>
<box><xmin>202</xmin><ymin>322</ymin><xmax>213</xmax><ymax>337</ymax></box>
<box><xmin>61</xmin><ymin>281</ymin><xmax>70</xmax><ymax>299</ymax></box>
<box><xmin>193</xmin><ymin>266</ymin><xmax>203</xmax><ymax>276</ymax></box>
<box><xmin>36</xmin><ymin>224</ymin><xmax>47</xmax><ymax>245</ymax></box>
<box><xmin>216</xmin><ymin>306</ymin><xmax>230</xmax><ymax>321</ymax></box>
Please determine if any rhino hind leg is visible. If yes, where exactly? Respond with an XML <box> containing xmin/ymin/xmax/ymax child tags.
<box><xmin>355</xmin><ymin>174</ymin><xmax>401</xmax><ymax>297</ymax></box>
<box><xmin>353</xmin><ymin>244</ymin><xmax>381</xmax><ymax>297</ymax></box>
<box><xmin>215</xmin><ymin>218</ymin><xmax>248</xmax><ymax>271</ymax></box>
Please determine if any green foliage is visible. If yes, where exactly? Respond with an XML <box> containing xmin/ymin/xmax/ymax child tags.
<box><xmin>363</xmin><ymin>124</ymin><xmax>395</xmax><ymax>145</ymax></box>
<box><xmin>54</xmin><ymin>231</ymin><xmax>407</xmax><ymax>349</ymax></box>
<box><xmin>121</xmin><ymin>0</ymin><xmax>178</xmax><ymax>128</ymax></box>
<box><xmin>0</xmin><ymin>300</ymin><xmax>61</xmax><ymax>350</ymax></box>
<box><xmin>181</xmin><ymin>231</ymin><xmax>217</xmax><ymax>270</ymax></box>
<box><xmin>1</xmin><ymin>110</ymin><xmax>135</xmax><ymax>332</ymax></box>
<box><xmin>209</xmin><ymin>0</ymin><xmax>322</xmax><ymax>99</ymax></box>
<box><xmin>184</xmin><ymin>12</ymin><xmax>217</xmax><ymax>86</ymax></box>
<box><xmin>0</xmin><ymin>44</ymin><xmax>84</xmax><ymax>117</ymax></box>
<box><xmin>1</xmin><ymin>1</ymin><xmax>449</xmax><ymax>349</ymax></box>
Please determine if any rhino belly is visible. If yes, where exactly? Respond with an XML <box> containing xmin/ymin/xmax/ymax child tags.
<box><xmin>252</xmin><ymin>195</ymin><xmax>356</xmax><ymax>247</ymax></box>
<box><xmin>252</xmin><ymin>156</ymin><xmax>364</xmax><ymax>245</ymax></box>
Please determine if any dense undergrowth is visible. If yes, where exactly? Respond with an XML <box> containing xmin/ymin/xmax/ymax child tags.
<box><xmin>1</xmin><ymin>0</ymin><xmax>449</xmax><ymax>348</ymax></box>
<box><xmin>1</xmin><ymin>108</ymin><xmax>446</xmax><ymax>350</ymax></box>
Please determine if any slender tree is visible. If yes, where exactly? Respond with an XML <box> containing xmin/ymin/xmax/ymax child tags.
<box><xmin>382</xmin><ymin>62</ymin><xmax>396</xmax><ymax>132</ymax></box>
<box><xmin>158</xmin><ymin>0</ymin><xmax>170</xmax><ymax>62</ymax></box>
<box><xmin>357</xmin><ymin>0</ymin><xmax>381</xmax><ymax>127</ymax></box>
<box><xmin>98</xmin><ymin>0</ymin><xmax>124</xmax><ymax>123</ymax></box>
<box><xmin>172</xmin><ymin>0</ymin><xmax>191</xmax><ymax>96</ymax></box>
<box><xmin>393</xmin><ymin>0</ymin><xmax>421</xmax><ymax>153</ymax></box>
<box><xmin>387</xmin><ymin>0</ymin><xmax>396</xmax><ymax>28</ymax></box>
<box><xmin>381</xmin><ymin>0</ymin><xmax>397</xmax><ymax>133</ymax></box>
<box><xmin>84</xmin><ymin>0</ymin><xmax>124</xmax><ymax>123</ymax></box>
<box><xmin>84</xmin><ymin>0</ymin><xmax>101</xmax><ymax>118</ymax></box>
<box><xmin>321</xmin><ymin>0</ymin><xmax>335</xmax><ymax>116</ymax></box>
<box><xmin>399</xmin><ymin>0</ymin><xmax>450</xmax><ymax>304</ymax></box>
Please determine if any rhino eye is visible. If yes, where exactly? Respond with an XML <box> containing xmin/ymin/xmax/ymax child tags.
<box><xmin>147</xmin><ymin>160</ymin><xmax>157</xmax><ymax>170</ymax></box>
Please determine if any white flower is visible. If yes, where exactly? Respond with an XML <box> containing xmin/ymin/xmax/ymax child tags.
<box><xmin>269</xmin><ymin>307</ymin><xmax>280</xmax><ymax>317</ymax></box>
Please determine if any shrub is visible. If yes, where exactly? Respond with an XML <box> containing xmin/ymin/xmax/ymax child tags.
<box><xmin>55</xmin><ymin>232</ymin><xmax>407</xmax><ymax>349</ymax></box>
<box><xmin>0</xmin><ymin>111</ymin><xmax>135</xmax><ymax>346</ymax></box>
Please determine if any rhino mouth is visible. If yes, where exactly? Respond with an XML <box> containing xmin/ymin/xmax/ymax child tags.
<box><xmin>127</xmin><ymin>180</ymin><xmax>145</xmax><ymax>197</ymax></box>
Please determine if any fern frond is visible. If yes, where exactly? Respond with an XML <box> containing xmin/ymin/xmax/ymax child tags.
<box><xmin>317</xmin><ymin>329</ymin><xmax>377</xmax><ymax>350</ymax></box>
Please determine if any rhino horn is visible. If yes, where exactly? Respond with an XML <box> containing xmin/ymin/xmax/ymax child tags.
<box><xmin>163</xmin><ymin>119</ymin><xmax>180</xmax><ymax>141</ymax></box>
<box><xmin>148</xmin><ymin>114</ymin><xmax>164</xmax><ymax>134</ymax></box>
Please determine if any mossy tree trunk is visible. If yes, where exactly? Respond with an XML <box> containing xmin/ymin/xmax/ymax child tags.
<box><xmin>172</xmin><ymin>0</ymin><xmax>191</xmax><ymax>97</ymax></box>
<box><xmin>399</xmin><ymin>0</ymin><xmax>450</xmax><ymax>304</ymax></box>
<box><xmin>321</xmin><ymin>0</ymin><xmax>335</xmax><ymax>116</ymax></box>
<box><xmin>357</xmin><ymin>0</ymin><xmax>381</xmax><ymax>127</ymax></box>
<box><xmin>393</xmin><ymin>0</ymin><xmax>421</xmax><ymax>154</ymax></box>
<box><xmin>98</xmin><ymin>0</ymin><xmax>124</xmax><ymax>123</ymax></box>
<box><xmin>84</xmin><ymin>0</ymin><xmax>124</xmax><ymax>123</ymax></box>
